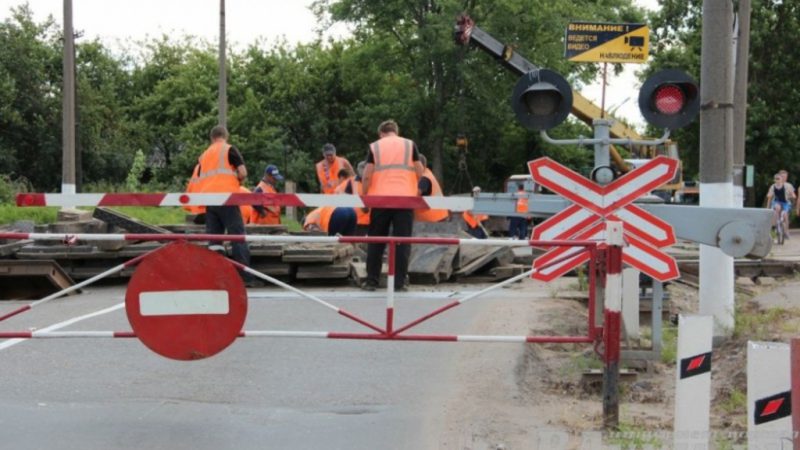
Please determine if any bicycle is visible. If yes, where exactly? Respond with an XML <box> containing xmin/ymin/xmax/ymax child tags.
<box><xmin>773</xmin><ymin>202</ymin><xmax>789</xmax><ymax>245</ymax></box>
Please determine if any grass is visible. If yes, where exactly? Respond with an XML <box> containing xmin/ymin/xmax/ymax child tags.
<box><xmin>559</xmin><ymin>353</ymin><xmax>603</xmax><ymax>377</ymax></box>
<box><xmin>733</xmin><ymin>305</ymin><xmax>789</xmax><ymax>341</ymax></box>
<box><xmin>1</xmin><ymin>203</ymin><xmax>303</xmax><ymax>232</ymax></box>
<box><xmin>660</xmin><ymin>323</ymin><xmax>678</xmax><ymax>364</ymax></box>
<box><xmin>606</xmin><ymin>422</ymin><xmax>663</xmax><ymax>449</ymax></box>
<box><xmin>719</xmin><ymin>388</ymin><xmax>746</xmax><ymax>415</ymax></box>
<box><xmin>111</xmin><ymin>206</ymin><xmax>187</xmax><ymax>225</ymax></box>
<box><xmin>0</xmin><ymin>204</ymin><xmax>59</xmax><ymax>225</ymax></box>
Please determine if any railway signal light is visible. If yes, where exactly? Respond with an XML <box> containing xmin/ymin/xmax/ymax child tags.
<box><xmin>511</xmin><ymin>69</ymin><xmax>573</xmax><ymax>131</ymax></box>
<box><xmin>638</xmin><ymin>69</ymin><xmax>700</xmax><ymax>129</ymax></box>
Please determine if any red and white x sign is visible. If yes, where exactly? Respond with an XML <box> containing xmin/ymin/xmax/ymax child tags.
<box><xmin>529</xmin><ymin>156</ymin><xmax>680</xmax><ymax>282</ymax></box>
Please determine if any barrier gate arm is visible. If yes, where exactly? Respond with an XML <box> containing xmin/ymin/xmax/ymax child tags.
<box><xmin>16</xmin><ymin>192</ymin><xmax>773</xmax><ymax>258</ymax></box>
<box><xmin>0</xmin><ymin>232</ymin><xmax>603</xmax><ymax>345</ymax></box>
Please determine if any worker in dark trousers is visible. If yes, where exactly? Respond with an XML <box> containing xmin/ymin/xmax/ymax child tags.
<box><xmin>361</xmin><ymin>120</ymin><xmax>424</xmax><ymax>292</ymax></box>
<box><xmin>303</xmin><ymin>206</ymin><xmax>357</xmax><ymax>237</ymax></box>
<box><xmin>508</xmin><ymin>183</ymin><xmax>529</xmax><ymax>239</ymax></box>
<box><xmin>194</xmin><ymin>125</ymin><xmax>259</xmax><ymax>287</ymax></box>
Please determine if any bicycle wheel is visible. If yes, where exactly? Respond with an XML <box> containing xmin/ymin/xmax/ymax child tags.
<box><xmin>777</xmin><ymin>218</ymin><xmax>785</xmax><ymax>245</ymax></box>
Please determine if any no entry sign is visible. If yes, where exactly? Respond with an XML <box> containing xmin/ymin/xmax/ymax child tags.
<box><xmin>125</xmin><ymin>242</ymin><xmax>247</xmax><ymax>360</ymax></box>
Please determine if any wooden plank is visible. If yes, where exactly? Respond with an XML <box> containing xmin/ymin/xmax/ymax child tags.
<box><xmin>56</xmin><ymin>208</ymin><xmax>93</xmax><ymax>222</ymax></box>
<box><xmin>349</xmin><ymin>261</ymin><xmax>387</xmax><ymax>286</ymax></box>
<box><xmin>296</xmin><ymin>263</ymin><xmax>351</xmax><ymax>279</ymax></box>
<box><xmin>409</xmin><ymin>245</ymin><xmax>448</xmax><ymax>284</ymax></box>
<box><xmin>489</xmin><ymin>264</ymin><xmax>526</xmax><ymax>280</ymax></box>
<box><xmin>0</xmin><ymin>239</ymin><xmax>33</xmax><ymax>257</ymax></box>
<box><xmin>454</xmin><ymin>246</ymin><xmax>515</xmax><ymax>277</ymax></box>
<box><xmin>249</xmin><ymin>243</ymin><xmax>284</xmax><ymax>257</ymax></box>
<box><xmin>437</xmin><ymin>245</ymin><xmax>459</xmax><ymax>283</ymax></box>
<box><xmin>283</xmin><ymin>243</ymin><xmax>353</xmax><ymax>263</ymax></box>
<box><xmin>92</xmin><ymin>207</ymin><xmax>170</xmax><ymax>234</ymax></box>
<box><xmin>0</xmin><ymin>260</ymin><xmax>78</xmax><ymax>300</ymax></box>
<box><xmin>47</xmin><ymin>220</ymin><xmax>106</xmax><ymax>234</ymax></box>
<box><xmin>161</xmin><ymin>224</ymin><xmax>289</xmax><ymax>235</ymax></box>
<box><xmin>249</xmin><ymin>262</ymin><xmax>292</xmax><ymax>276</ymax></box>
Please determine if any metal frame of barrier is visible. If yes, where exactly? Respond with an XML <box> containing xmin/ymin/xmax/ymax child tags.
<box><xmin>0</xmin><ymin>232</ymin><xmax>604</xmax><ymax>345</ymax></box>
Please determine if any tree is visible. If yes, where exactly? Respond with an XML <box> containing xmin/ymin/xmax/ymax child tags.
<box><xmin>649</xmin><ymin>0</ymin><xmax>800</xmax><ymax>200</ymax></box>
<box><xmin>313</xmin><ymin>0</ymin><xmax>644</xmax><ymax>191</ymax></box>
<box><xmin>0</xmin><ymin>5</ymin><xmax>62</xmax><ymax>190</ymax></box>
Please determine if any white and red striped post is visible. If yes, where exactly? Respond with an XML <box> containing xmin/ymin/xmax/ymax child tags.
<box><xmin>603</xmin><ymin>220</ymin><xmax>624</xmax><ymax>430</ymax></box>
<box><xmin>673</xmin><ymin>314</ymin><xmax>713</xmax><ymax>449</ymax></box>
<box><xmin>386</xmin><ymin>242</ymin><xmax>396</xmax><ymax>335</ymax></box>
<box><xmin>748</xmin><ymin>341</ymin><xmax>792</xmax><ymax>449</ymax></box>
<box><xmin>792</xmin><ymin>338</ymin><xmax>800</xmax><ymax>450</ymax></box>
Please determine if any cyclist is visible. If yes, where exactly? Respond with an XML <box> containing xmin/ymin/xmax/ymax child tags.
<box><xmin>766</xmin><ymin>172</ymin><xmax>795</xmax><ymax>240</ymax></box>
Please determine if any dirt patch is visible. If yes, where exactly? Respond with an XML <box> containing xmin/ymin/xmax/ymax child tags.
<box><xmin>436</xmin><ymin>275</ymin><xmax>800</xmax><ymax>449</ymax></box>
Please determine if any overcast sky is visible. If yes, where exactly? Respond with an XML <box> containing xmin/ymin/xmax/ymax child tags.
<box><xmin>1</xmin><ymin>0</ymin><xmax>660</xmax><ymax>129</ymax></box>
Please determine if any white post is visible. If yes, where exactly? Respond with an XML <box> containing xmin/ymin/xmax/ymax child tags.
<box><xmin>621</xmin><ymin>268</ymin><xmax>640</xmax><ymax>340</ymax></box>
<box><xmin>673</xmin><ymin>314</ymin><xmax>713</xmax><ymax>449</ymax></box>
<box><xmin>747</xmin><ymin>341</ymin><xmax>792</xmax><ymax>449</ymax></box>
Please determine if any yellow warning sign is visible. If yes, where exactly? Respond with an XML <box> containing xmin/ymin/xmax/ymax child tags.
<box><xmin>565</xmin><ymin>22</ymin><xmax>650</xmax><ymax>64</ymax></box>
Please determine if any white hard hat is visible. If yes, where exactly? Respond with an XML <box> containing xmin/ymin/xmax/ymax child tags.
<box><xmin>472</xmin><ymin>186</ymin><xmax>481</xmax><ymax>193</ymax></box>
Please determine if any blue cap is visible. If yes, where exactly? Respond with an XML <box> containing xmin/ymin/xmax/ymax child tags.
<box><xmin>264</xmin><ymin>164</ymin><xmax>284</xmax><ymax>181</ymax></box>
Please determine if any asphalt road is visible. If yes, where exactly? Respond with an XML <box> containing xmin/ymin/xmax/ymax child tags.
<box><xmin>0</xmin><ymin>283</ymin><xmax>544</xmax><ymax>450</ymax></box>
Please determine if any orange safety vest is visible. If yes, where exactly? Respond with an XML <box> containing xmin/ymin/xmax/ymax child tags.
<box><xmin>415</xmin><ymin>168</ymin><xmax>449</xmax><ymax>223</ymax></box>
<box><xmin>354</xmin><ymin>180</ymin><xmax>370</xmax><ymax>226</ymax></box>
<box><xmin>333</xmin><ymin>176</ymin><xmax>355</xmax><ymax>194</ymax></box>
<box><xmin>304</xmin><ymin>207</ymin><xmax>335</xmax><ymax>232</ymax></box>
<box><xmin>183</xmin><ymin>164</ymin><xmax>205</xmax><ymax>214</ymax></box>
<box><xmin>515</xmin><ymin>190</ymin><xmax>529</xmax><ymax>213</ymax></box>
<box><xmin>239</xmin><ymin>186</ymin><xmax>253</xmax><ymax>225</ymax></box>
<box><xmin>316</xmin><ymin>157</ymin><xmax>350</xmax><ymax>194</ymax></box>
<box><xmin>196</xmin><ymin>141</ymin><xmax>240</xmax><ymax>193</ymax></box>
<box><xmin>367</xmin><ymin>136</ymin><xmax>418</xmax><ymax>196</ymax></box>
<box><xmin>250</xmin><ymin>180</ymin><xmax>281</xmax><ymax>225</ymax></box>
<box><xmin>333</xmin><ymin>177</ymin><xmax>370</xmax><ymax>226</ymax></box>
<box><xmin>462</xmin><ymin>210</ymin><xmax>488</xmax><ymax>229</ymax></box>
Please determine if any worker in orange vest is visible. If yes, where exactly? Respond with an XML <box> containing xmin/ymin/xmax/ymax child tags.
<box><xmin>463</xmin><ymin>186</ymin><xmax>489</xmax><ymax>239</ymax></box>
<box><xmin>316</xmin><ymin>143</ymin><xmax>354</xmax><ymax>194</ymax></box>
<box><xmin>194</xmin><ymin>125</ymin><xmax>257</xmax><ymax>286</ymax></box>
<box><xmin>361</xmin><ymin>120</ymin><xmax>424</xmax><ymax>292</ymax></box>
<box><xmin>354</xmin><ymin>162</ymin><xmax>371</xmax><ymax>230</ymax></box>
<box><xmin>334</xmin><ymin>166</ymin><xmax>371</xmax><ymax>231</ymax></box>
<box><xmin>415</xmin><ymin>154</ymin><xmax>449</xmax><ymax>223</ymax></box>
<box><xmin>250</xmin><ymin>164</ymin><xmax>283</xmax><ymax>225</ymax></box>
<box><xmin>239</xmin><ymin>186</ymin><xmax>254</xmax><ymax>225</ymax></box>
<box><xmin>508</xmin><ymin>183</ymin><xmax>529</xmax><ymax>239</ymax></box>
<box><xmin>333</xmin><ymin>168</ymin><xmax>355</xmax><ymax>194</ymax></box>
<box><xmin>303</xmin><ymin>206</ymin><xmax>356</xmax><ymax>236</ymax></box>
<box><xmin>183</xmin><ymin>163</ymin><xmax>205</xmax><ymax>218</ymax></box>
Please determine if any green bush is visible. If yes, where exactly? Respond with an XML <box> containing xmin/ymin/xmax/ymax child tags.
<box><xmin>0</xmin><ymin>175</ymin><xmax>31</xmax><ymax>204</ymax></box>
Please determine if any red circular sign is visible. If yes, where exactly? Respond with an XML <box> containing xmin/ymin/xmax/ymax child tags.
<box><xmin>125</xmin><ymin>242</ymin><xmax>247</xmax><ymax>360</ymax></box>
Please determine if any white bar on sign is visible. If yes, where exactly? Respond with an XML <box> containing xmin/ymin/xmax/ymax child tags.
<box><xmin>139</xmin><ymin>290</ymin><xmax>229</xmax><ymax>316</ymax></box>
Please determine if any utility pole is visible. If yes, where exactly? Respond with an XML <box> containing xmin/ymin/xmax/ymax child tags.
<box><xmin>62</xmin><ymin>0</ymin><xmax>76</xmax><ymax>195</ymax></box>
<box><xmin>218</xmin><ymin>0</ymin><xmax>227</xmax><ymax>128</ymax></box>
<box><xmin>699</xmin><ymin>0</ymin><xmax>735</xmax><ymax>337</ymax></box>
<box><xmin>733</xmin><ymin>0</ymin><xmax>752</xmax><ymax>207</ymax></box>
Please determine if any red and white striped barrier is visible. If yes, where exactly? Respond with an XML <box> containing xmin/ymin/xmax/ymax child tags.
<box><xmin>0</xmin><ymin>232</ymin><xmax>603</xmax><ymax>348</ymax></box>
<box><xmin>673</xmin><ymin>314</ymin><xmax>713</xmax><ymax>449</ymax></box>
<box><xmin>0</xmin><ymin>231</ymin><xmax>583</xmax><ymax>247</ymax></box>
<box><xmin>16</xmin><ymin>192</ymin><xmax>476</xmax><ymax>211</ymax></box>
<box><xmin>0</xmin><ymin>330</ymin><xmax>595</xmax><ymax>343</ymax></box>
